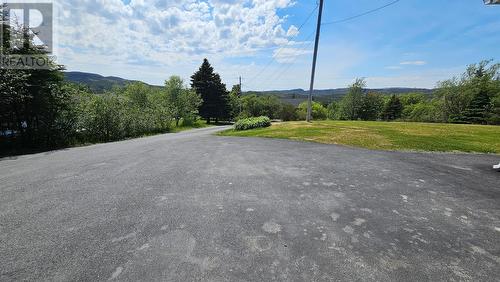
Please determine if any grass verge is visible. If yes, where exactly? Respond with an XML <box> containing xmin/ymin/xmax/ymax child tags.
<box><xmin>218</xmin><ymin>120</ymin><xmax>500</xmax><ymax>154</ymax></box>
<box><xmin>171</xmin><ymin>119</ymin><xmax>213</xmax><ymax>133</ymax></box>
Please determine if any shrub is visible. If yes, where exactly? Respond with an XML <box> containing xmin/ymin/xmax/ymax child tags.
<box><xmin>359</xmin><ymin>92</ymin><xmax>384</xmax><ymax>121</ymax></box>
<box><xmin>403</xmin><ymin>102</ymin><xmax>442</xmax><ymax>123</ymax></box>
<box><xmin>280</xmin><ymin>103</ymin><xmax>299</xmax><ymax>121</ymax></box>
<box><xmin>234</xmin><ymin>116</ymin><xmax>271</xmax><ymax>131</ymax></box>
<box><xmin>239</xmin><ymin>94</ymin><xmax>282</xmax><ymax>119</ymax></box>
<box><xmin>297</xmin><ymin>101</ymin><xmax>328</xmax><ymax>120</ymax></box>
<box><xmin>327</xmin><ymin>102</ymin><xmax>339</xmax><ymax>120</ymax></box>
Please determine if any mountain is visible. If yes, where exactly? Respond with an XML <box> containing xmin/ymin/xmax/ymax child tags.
<box><xmin>64</xmin><ymin>71</ymin><xmax>434</xmax><ymax>104</ymax></box>
<box><xmin>64</xmin><ymin>71</ymin><xmax>149</xmax><ymax>93</ymax></box>
<box><xmin>245</xmin><ymin>88</ymin><xmax>434</xmax><ymax>106</ymax></box>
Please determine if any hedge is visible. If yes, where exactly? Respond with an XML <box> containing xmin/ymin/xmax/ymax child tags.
<box><xmin>234</xmin><ymin>116</ymin><xmax>272</xmax><ymax>131</ymax></box>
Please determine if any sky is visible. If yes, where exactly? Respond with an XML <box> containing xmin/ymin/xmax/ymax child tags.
<box><xmin>50</xmin><ymin>0</ymin><xmax>500</xmax><ymax>90</ymax></box>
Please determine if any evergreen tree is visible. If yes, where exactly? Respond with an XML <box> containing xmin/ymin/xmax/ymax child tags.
<box><xmin>488</xmin><ymin>95</ymin><xmax>500</xmax><ymax>125</ymax></box>
<box><xmin>463</xmin><ymin>90</ymin><xmax>491</xmax><ymax>124</ymax></box>
<box><xmin>383</xmin><ymin>95</ymin><xmax>403</xmax><ymax>121</ymax></box>
<box><xmin>190</xmin><ymin>59</ymin><xmax>230</xmax><ymax>123</ymax></box>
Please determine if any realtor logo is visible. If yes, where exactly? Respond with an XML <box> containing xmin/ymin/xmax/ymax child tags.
<box><xmin>1</xmin><ymin>1</ymin><xmax>54</xmax><ymax>69</ymax></box>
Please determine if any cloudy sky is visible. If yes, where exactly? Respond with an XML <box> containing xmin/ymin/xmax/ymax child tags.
<box><xmin>52</xmin><ymin>0</ymin><xmax>500</xmax><ymax>90</ymax></box>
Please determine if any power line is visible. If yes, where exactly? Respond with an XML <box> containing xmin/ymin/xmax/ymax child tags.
<box><xmin>247</xmin><ymin>0</ymin><xmax>403</xmax><ymax>90</ymax></box>
<box><xmin>260</xmin><ymin>31</ymin><xmax>316</xmax><ymax>89</ymax></box>
<box><xmin>246</xmin><ymin>4</ymin><xmax>319</xmax><ymax>86</ymax></box>
<box><xmin>322</xmin><ymin>0</ymin><xmax>401</xmax><ymax>26</ymax></box>
<box><xmin>266</xmin><ymin>40</ymin><xmax>316</xmax><ymax>89</ymax></box>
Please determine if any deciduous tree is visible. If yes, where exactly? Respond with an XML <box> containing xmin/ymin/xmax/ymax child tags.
<box><xmin>360</xmin><ymin>92</ymin><xmax>384</xmax><ymax>121</ymax></box>
<box><xmin>339</xmin><ymin>78</ymin><xmax>365</xmax><ymax>120</ymax></box>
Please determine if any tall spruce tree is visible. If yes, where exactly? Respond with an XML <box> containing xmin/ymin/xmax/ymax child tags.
<box><xmin>463</xmin><ymin>90</ymin><xmax>491</xmax><ymax>124</ymax></box>
<box><xmin>489</xmin><ymin>95</ymin><xmax>500</xmax><ymax>125</ymax></box>
<box><xmin>190</xmin><ymin>59</ymin><xmax>230</xmax><ymax>123</ymax></box>
<box><xmin>383</xmin><ymin>95</ymin><xmax>403</xmax><ymax>121</ymax></box>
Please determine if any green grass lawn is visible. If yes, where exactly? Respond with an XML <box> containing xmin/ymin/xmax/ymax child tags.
<box><xmin>219</xmin><ymin>121</ymin><xmax>500</xmax><ymax>154</ymax></box>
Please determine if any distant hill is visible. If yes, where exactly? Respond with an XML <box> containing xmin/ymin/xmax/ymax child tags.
<box><xmin>245</xmin><ymin>88</ymin><xmax>434</xmax><ymax>106</ymax></box>
<box><xmin>64</xmin><ymin>71</ymin><xmax>434</xmax><ymax>104</ymax></box>
<box><xmin>64</xmin><ymin>71</ymin><xmax>152</xmax><ymax>93</ymax></box>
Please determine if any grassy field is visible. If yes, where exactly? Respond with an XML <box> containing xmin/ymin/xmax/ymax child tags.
<box><xmin>219</xmin><ymin>121</ymin><xmax>500</xmax><ymax>154</ymax></box>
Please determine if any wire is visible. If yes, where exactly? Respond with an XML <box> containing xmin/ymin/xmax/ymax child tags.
<box><xmin>260</xmin><ymin>31</ymin><xmax>316</xmax><ymax>88</ymax></box>
<box><xmin>249</xmin><ymin>0</ymin><xmax>403</xmax><ymax>90</ymax></box>
<box><xmin>322</xmin><ymin>0</ymin><xmax>401</xmax><ymax>25</ymax></box>
<box><xmin>246</xmin><ymin>4</ymin><xmax>319</xmax><ymax>86</ymax></box>
<box><xmin>292</xmin><ymin>4</ymin><xmax>319</xmax><ymax>34</ymax></box>
<box><xmin>267</xmin><ymin>40</ymin><xmax>316</xmax><ymax>89</ymax></box>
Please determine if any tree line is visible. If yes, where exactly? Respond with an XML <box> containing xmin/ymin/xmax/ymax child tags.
<box><xmin>329</xmin><ymin>61</ymin><xmax>500</xmax><ymax>124</ymax></box>
<box><xmin>0</xmin><ymin>20</ymin><xmax>219</xmax><ymax>154</ymax></box>
<box><xmin>0</xmin><ymin>59</ymin><xmax>229</xmax><ymax>154</ymax></box>
<box><xmin>232</xmin><ymin>60</ymin><xmax>500</xmax><ymax>125</ymax></box>
<box><xmin>2</xmin><ymin>57</ymin><xmax>499</xmax><ymax>155</ymax></box>
<box><xmin>2</xmin><ymin>18</ymin><xmax>499</xmax><ymax>155</ymax></box>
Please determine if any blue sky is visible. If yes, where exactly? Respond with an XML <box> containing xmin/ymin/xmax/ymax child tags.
<box><xmin>55</xmin><ymin>0</ymin><xmax>500</xmax><ymax>90</ymax></box>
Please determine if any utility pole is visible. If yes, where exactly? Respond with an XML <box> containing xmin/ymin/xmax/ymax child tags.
<box><xmin>239</xmin><ymin>76</ymin><xmax>242</xmax><ymax>95</ymax></box>
<box><xmin>239</xmin><ymin>76</ymin><xmax>243</xmax><ymax>115</ymax></box>
<box><xmin>306</xmin><ymin>0</ymin><xmax>324</xmax><ymax>122</ymax></box>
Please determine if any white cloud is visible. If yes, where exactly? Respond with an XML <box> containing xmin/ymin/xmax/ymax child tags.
<box><xmin>400</xmin><ymin>60</ymin><xmax>427</xmax><ymax>66</ymax></box>
<box><xmin>272</xmin><ymin>47</ymin><xmax>311</xmax><ymax>63</ymax></box>
<box><xmin>286</xmin><ymin>25</ymin><xmax>299</xmax><ymax>37</ymax></box>
<box><xmin>55</xmin><ymin>0</ymin><xmax>298</xmax><ymax>68</ymax></box>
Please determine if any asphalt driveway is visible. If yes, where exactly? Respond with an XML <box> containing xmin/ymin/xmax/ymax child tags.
<box><xmin>1</xmin><ymin>126</ymin><xmax>499</xmax><ymax>281</ymax></box>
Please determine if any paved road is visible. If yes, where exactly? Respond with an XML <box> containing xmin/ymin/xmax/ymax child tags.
<box><xmin>1</xmin><ymin>126</ymin><xmax>499</xmax><ymax>281</ymax></box>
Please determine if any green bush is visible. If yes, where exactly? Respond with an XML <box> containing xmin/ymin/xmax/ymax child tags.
<box><xmin>74</xmin><ymin>84</ymin><xmax>175</xmax><ymax>143</ymax></box>
<box><xmin>297</xmin><ymin>101</ymin><xmax>328</xmax><ymax>120</ymax></box>
<box><xmin>402</xmin><ymin>102</ymin><xmax>442</xmax><ymax>123</ymax></box>
<box><xmin>234</xmin><ymin>116</ymin><xmax>271</xmax><ymax>131</ymax></box>
<box><xmin>238</xmin><ymin>95</ymin><xmax>283</xmax><ymax>120</ymax></box>
<box><xmin>280</xmin><ymin>103</ymin><xmax>299</xmax><ymax>121</ymax></box>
